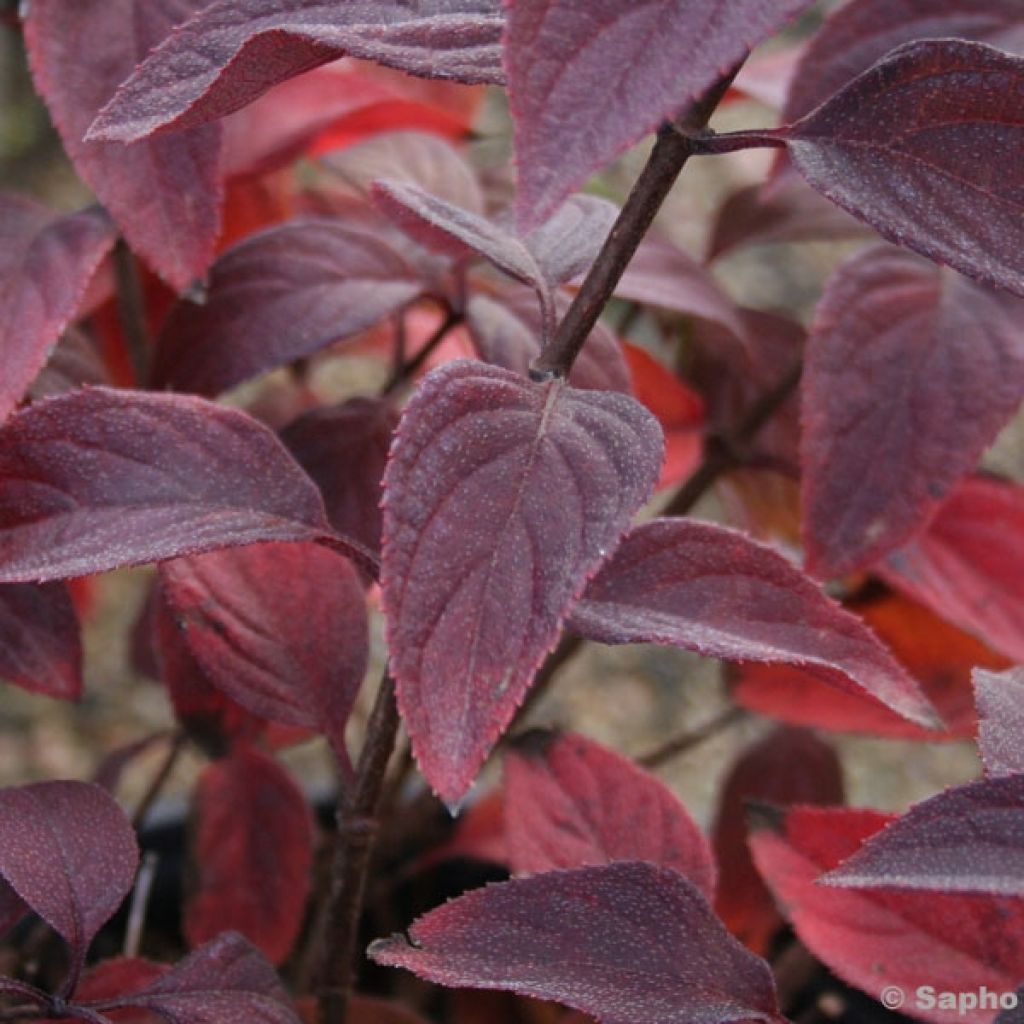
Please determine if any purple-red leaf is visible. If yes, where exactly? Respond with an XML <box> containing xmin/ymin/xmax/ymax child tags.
<box><xmin>881</xmin><ymin>477</ymin><xmax>1024</xmax><ymax>663</ymax></box>
<box><xmin>974</xmin><ymin>666</ymin><xmax>1024</xmax><ymax>777</ymax></box>
<box><xmin>0</xmin><ymin>781</ymin><xmax>138</xmax><ymax>978</ymax></box>
<box><xmin>0</xmin><ymin>388</ymin><xmax>337</xmax><ymax>584</ymax></box>
<box><xmin>94</xmin><ymin>931</ymin><xmax>299</xmax><ymax>1024</ymax></box>
<box><xmin>504</xmin><ymin>730</ymin><xmax>715</xmax><ymax>897</ymax></box>
<box><xmin>29</xmin><ymin>328</ymin><xmax>110</xmax><ymax>401</ymax></box>
<box><xmin>88</xmin><ymin>0</ymin><xmax>505</xmax><ymax>142</ymax></box>
<box><xmin>569</xmin><ymin>519</ymin><xmax>938</xmax><ymax>729</ymax></box>
<box><xmin>0</xmin><ymin>882</ymin><xmax>27</xmax><ymax>938</ymax></box>
<box><xmin>369</xmin><ymin>862</ymin><xmax>784</xmax><ymax>1024</ymax></box>
<box><xmin>381</xmin><ymin>360</ymin><xmax>662</xmax><ymax>806</ymax></box>
<box><xmin>24</xmin><ymin>0</ymin><xmax>221</xmax><ymax>291</ymax></box>
<box><xmin>153</xmin><ymin>218</ymin><xmax>423</xmax><ymax>397</ymax></box>
<box><xmin>801</xmin><ymin>246</ymin><xmax>1024</xmax><ymax>579</ymax></box>
<box><xmin>280</xmin><ymin>398</ymin><xmax>399</xmax><ymax>556</ymax></box>
<box><xmin>159</xmin><ymin>541</ymin><xmax>368</xmax><ymax>755</ymax></box>
<box><xmin>0</xmin><ymin>197</ymin><xmax>115</xmax><ymax>423</ymax></box>
<box><xmin>504</xmin><ymin>0</ymin><xmax>815</xmax><ymax>227</ymax></box>
<box><xmin>186</xmin><ymin>745</ymin><xmax>313</xmax><ymax>965</ymax></box>
<box><xmin>0</xmin><ymin>582</ymin><xmax>81</xmax><ymax>700</ymax></box>
<box><xmin>782</xmin><ymin>39</ymin><xmax>1024</xmax><ymax>297</ymax></box>
<box><xmin>823</xmin><ymin>774</ymin><xmax>1024</xmax><ymax>895</ymax></box>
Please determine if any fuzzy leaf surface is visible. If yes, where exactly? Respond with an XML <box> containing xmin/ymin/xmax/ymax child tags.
<box><xmin>975</xmin><ymin>666</ymin><xmax>1024</xmax><ymax>777</ymax></box>
<box><xmin>801</xmin><ymin>246</ymin><xmax>1024</xmax><ymax>578</ymax></box>
<box><xmin>784</xmin><ymin>40</ymin><xmax>1024</xmax><ymax>297</ymax></box>
<box><xmin>882</xmin><ymin>477</ymin><xmax>1024</xmax><ymax>663</ymax></box>
<box><xmin>153</xmin><ymin>218</ymin><xmax>423</xmax><ymax>396</ymax></box>
<box><xmin>0</xmin><ymin>389</ymin><xmax>336</xmax><ymax>584</ymax></box>
<box><xmin>569</xmin><ymin>519</ymin><xmax>937</xmax><ymax>729</ymax></box>
<box><xmin>159</xmin><ymin>541</ymin><xmax>367</xmax><ymax>753</ymax></box>
<box><xmin>88</xmin><ymin>0</ymin><xmax>506</xmax><ymax>143</ymax></box>
<box><xmin>381</xmin><ymin>360</ymin><xmax>662</xmax><ymax>806</ymax></box>
<box><xmin>0</xmin><ymin>198</ymin><xmax>116</xmax><ymax>423</ymax></box>
<box><xmin>504</xmin><ymin>0</ymin><xmax>815</xmax><ymax>226</ymax></box>
<box><xmin>0</xmin><ymin>781</ymin><xmax>138</xmax><ymax>976</ymax></box>
<box><xmin>24</xmin><ymin>0</ymin><xmax>221</xmax><ymax>291</ymax></box>
<box><xmin>186</xmin><ymin>745</ymin><xmax>313</xmax><ymax>964</ymax></box>
<box><xmin>370</xmin><ymin>861</ymin><xmax>784</xmax><ymax>1024</ymax></box>
<box><xmin>0</xmin><ymin>582</ymin><xmax>81</xmax><ymax>700</ymax></box>
<box><xmin>504</xmin><ymin>730</ymin><xmax>715</xmax><ymax>896</ymax></box>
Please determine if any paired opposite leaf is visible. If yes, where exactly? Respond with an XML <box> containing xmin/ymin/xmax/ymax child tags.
<box><xmin>88</xmin><ymin>0</ymin><xmax>505</xmax><ymax>143</ymax></box>
<box><xmin>504</xmin><ymin>730</ymin><xmax>716</xmax><ymax>897</ymax></box>
<box><xmin>974</xmin><ymin>666</ymin><xmax>1024</xmax><ymax>777</ymax></box>
<box><xmin>370</xmin><ymin>862</ymin><xmax>785</xmax><ymax>1024</ymax></box>
<box><xmin>569</xmin><ymin>519</ymin><xmax>938</xmax><ymax>729</ymax></box>
<box><xmin>503</xmin><ymin>0</ymin><xmax>815</xmax><ymax>226</ymax></box>
<box><xmin>782</xmin><ymin>40</ymin><xmax>1024</xmax><ymax>297</ymax></box>
<box><xmin>0</xmin><ymin>582</ymin><xmax>81</xmax><ymax>700</ymax></box>
<box><xmin>801</xmin><ymin>246</ymin><xmax>1024</xmax><ymax>578</ymax></box>
<box><xmin>24</xmin><ymin>0</ymin><xmax>221</xmax><ymax>291</ymax></box>
<box><xmin>381</xmin><ymin>360</ymin><xmax>662</xmax><ymax>806</ymax></box>
<box><xmin>0</xmin><ymin>197</ymin><xmax>116</xmax><ymax>423</ymax></box>
<box><xmin>0</xmin><ymin>781</ymin><xmax>138</xmax><ymax>979</ymax></box>
<box><xmin>153</xmin><ymin>218</ymin><xmax>423</xmax><ymax>397</ymax></box>
<box><xmin>0</xmin><ymin>389</ymin><xmax>338</xmax><ymax>584</ymax></box>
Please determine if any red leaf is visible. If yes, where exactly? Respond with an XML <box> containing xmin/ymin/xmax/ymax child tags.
<box><xmin>0</xmin><ymin>197</ymin><xmax>115</xmax><ymax>423</ymax></box>
<box><xmin>381</xmin><ymin>360</ymin><xmax>662</xmax><ymax>806</ymax></box>
<box><xmin>0</xmin><ymin>781</ymin><xmax>138</xmax><ymax>979</ymax></box>
<box><xmin>782</xmin><ymin>39</ymin><xmax>1024</xmax><ymax>297</ymax></box>
<box><xmin>370</xmin><ymin>862</ymin><xmax>785</xmax><ymax>1024</ymax></box>
<box><xmin>974</xmin><ymin>666</ymin><xmax>1024</xmax><ymax>777</ymax></box>
<box><xmin>712</xmin><ymin>728</ymin><xmax>843</xmax><ymax>955</ymax></box>
<box><xmin>48</xmin><ymin>958</ymin><xmax>170</xmax><ymax>1024</ymax></box>
<box><xmin>881</xmin><ymin>476</ymin><xmax>1024</xmax><ymax>663</ymax></box>
<box><xmin>88</xmin><ymin>0</ymin><xmax>505</xmax><ymax>142</ymax></box>
<box><xmin>750</xmin><ymin>805</ymin><xmax>1024</xmax><ymax>1024</ymax></box>
<box><xmin>0</xmin><ymin>389</ymin><xmax>345</xmax><ymax>584</ymax></box>
<box><xmin>280</xmin><ymin>398</ymin><xmax>399</xmax><ymax>557</ymax></box>
<box><xmin>801</xmin><ymin>246</ymin><xmax>1024</xmax><ymax>578</ymax></box>
<box><xmin>24</xmin><ymin>0</ymin><xmax>222</xmax><ymax>291</ymax></box>
<box><xmin>504</xmin><ymin>730</ymin><xmax>715</xmax><ymax>897</ymax></box>
<box><xmin>823</xmin><ymin>774</ymin><xmax>1024</xmax><ymax>895</ymax></box>
<box><xmin>423</xmin><ymin>791</ymin><xmax>508</xmax><ymax>868</ymax></box>
<box><xmin>0</xmin><ymin>583</ymin><xmax>82</xmax><ymax>700</ymax></box>
<box><xmin>732</xmin><ymin>590</ymin><xmax>1009</xmax><ymax>741</ymax></box>
<box><xmin>569</xmin><ymin>519</ymin><xmax>939</xmax><ymax>729</ymax></box>
<box><xmin>159</xmin><ymin>541</ymin><xmax>368</xmax><ymax>755</ymax></box>
<box><xmin>503</xmin><ymin>0</ymin><xmax>815</xmax><ymax>227</ymax></box>
<box><xmin>186</xmin><ymin>745</ymin><xmax>313</xmax><ymax>965</ymax></box>
<box><xmin>94</xmin><ymin>931</ymin><xmax>299</xmax><ymax>1024</ymax></box>
<box><xmin>153</xmin><ymin>218</ymin><xmax>424</xmax><ymax>397</ymax></box>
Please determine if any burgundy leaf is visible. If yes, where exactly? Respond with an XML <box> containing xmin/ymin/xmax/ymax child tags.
<box><xmin>0</xmin><ymin>197</ymin><xmax>115</xmax><ymax>422</ymax></box>
<box><xmin>782</xmin><ymin>39</ymin><xmax>1024</xmax><ymax>297</ymax></box>
<box><xmin>974</xmin><ymin>666</ymin><xmax>1024</xmax><ymax>777</ymax></box>
<box><xmin>153</xmin><ymin>218</ymin><xmax>424</xmax><ymax>397</ymax></box>
<box><xmin>370</xmin><ymin>862</ymin><xmax>785</xmax><ymax>1024</ymax></box>
<box><xmin>823</xmin><ymin>775</ymin><xmax>1024</xmax><ymax>895</ymax></box>
<box><xmin>280</xmin><ymin>398</ymin><xmax>399</xmax><ymax>556</ymax></box>
<box><xmin>88</xmin><ymin>0</ymin><xmax>505</xmax><ymax>143</ymax></box>
<box><xmin>29</xmin><ymin>328</ymin><xmax>111</xmax><ymax>401</ymax></box>
<box><xmin>504</xmin><ymin>0</ymin><xmax>815</xmax><ymax>227</ymax></box>
<box><xmin>186</xmin><ymin>745</ymin><xmax>313</xmax><ymax>965</ymax></box>
<box><xmin>783</xmin><ymin>0</ymin><xmax>1024</xmax><ymax>124</ymax></box>
<box><xmin>522</xmin><ymin>195</ymin><xmax>619</xmax><ymax>286</ymax></box>
<box><xmin>95</xmin><ymin>931</ymin><xmax>299</xmax><ymax>1024</ymax></box>
<box><xmin>381</xmin><ymin>360</ymin><xmax>662</xmax><ymax>806</ymax></box>
<box><xmin>159</xmin><ymin>541</ymin><xmax>368</xmax><ymax>755</ymax></box>
<box><xmin>504</xmin><ymin>730</ymin><xmax>715</xmax><ymax>897</ymax></box>
<box><xmin>46</xmin><ymin>958</ymin><xmax>169</xmax><ymax>1024</ymax></box>
<box><xmin>0</xmin><ymin>781</ymin><xmax>138</xmax><ymax>978</ymax></box>
<box><xmin>881</xmin><ymin>476</ymin><xmax>1024</xmax><ymax>663</ymax></box>
<box><xmin>569</xmin><ymin>519</ymin><xmax>938</xmax><ymax>729</ymax></box>
<box><xmin>0</xmin><ymin>388</ymin><xmax>343</xmax><ymax>584</ymax></box>
<box><xmin>24</xmin><ymin>0</ymin><xmax>221</xmax><ymax>291</ymax></box>
<box><xmin>751</xmin><ymin>806</ymin><xmax>1024</xmax><ymax>1024</ymax></box>
<box><xmin>801</xmin><ymin>246</ymin><xmax>1024</xmax><ymax>579</ymax></box>
<box><xmin>465</xmin><ymin>290</ymin><xmax>631</xmax><ymax>394</ymax></box>
<box><xmin>0</xmin><ymin>881</ymin><xmax>27</xmax><ymax>938</ymax></box>
<box><xmin>0</xmin><ymin>582</ymin><xmax>81</xmax><ymax>700</ymax></box>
